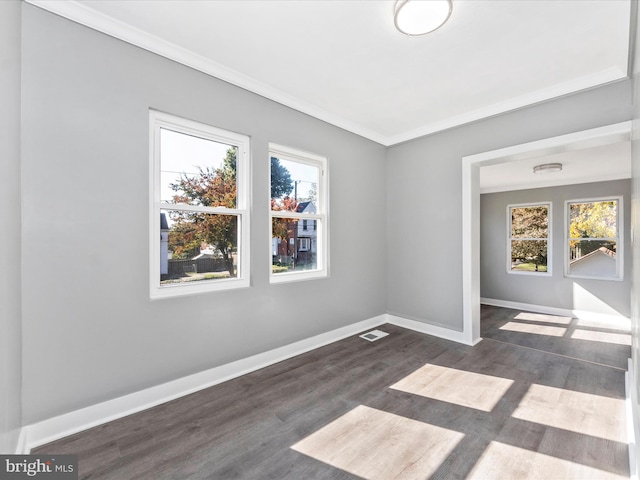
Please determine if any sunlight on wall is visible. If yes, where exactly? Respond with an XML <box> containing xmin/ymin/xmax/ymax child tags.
<box><xmin>512</xmin><ymin>384</ymin><xmax>627</xmax><ymax>443</ymax></box>
<box><xmin>499</xmin><ymin>322</ymin><xmax>567</xmax><ymax>337</ymax></box>
<box><xmin>389</xmin><ymin>364</ymin><xmax>514</xmax><ymax>412</ymax></box>
<box><xmin>468</xmin><ymin>441</ymin><xmax>627</xmax><ymax>480</ymax></box>
<box><xmin>290</xmin><ymin>405</ymin><xmax>464</xmax><ymax>480</ymax></box>
<box><xmin>514</xmin><ymin>312</ymin><xmax>572</xmax><ymax>325</ymax></box>
<box><xmin>573</xmin><ymin>283</ymin><xmax>624</xmax><ymax>317</ymax></box>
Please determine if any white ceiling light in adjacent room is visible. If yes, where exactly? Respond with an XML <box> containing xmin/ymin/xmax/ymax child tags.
<box><xmin>533</xmin><ymin>163</ymin><xmax>563</xmax><ymax>174</ymax></box>
<box><xmin>394</xmin><ymin>0</ymin><xmax>453</xmax><ymax>36</ymax></box>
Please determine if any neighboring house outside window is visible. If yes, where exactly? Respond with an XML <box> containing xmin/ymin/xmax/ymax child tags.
<box><xmin>150</xmin><ymin>110</ymin><xmax>250</xmax><ymax>298</ymax></box>
<box><xmin>508</xmin><ymin>203</ymin><xmax>551</xmax><ymax>275</ymax></box>
<box><xmin>270</xmin><ymin>143</ymin><xmax>328</xmax><ymax>282</ymax></box>
<box><xmin>566</xmin><ymin>197</ymin><xmax>622</xmax><ymax>280</ymax></box>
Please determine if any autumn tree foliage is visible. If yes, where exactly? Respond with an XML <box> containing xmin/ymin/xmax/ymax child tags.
<box><xmin>271</xmin><ymin>197</ymin><xmax>299</xmax><ymax>247</ymax></box>
<box><xmin>510</xmin><ymin>206</ymin><xmax>548</xmax><ymax>271</ymax></box>
<box><xmin>569</xmin><ymin>201</ymin><xmax>617</xmax><ymax>257</ymax></box>
<box><xmin>168</xmin><ymin>148</ymin><xmax>238</xmax><ymax>277</ymax></box>
<box><xmin>167</xmin><ymin>153</ymin><xmax>297</xmax><ymax>276</ymax></box>
<box><xmin>270</xmin><ymin>157</ymin><xmax>297</xmax><ymax>246</ymax></box>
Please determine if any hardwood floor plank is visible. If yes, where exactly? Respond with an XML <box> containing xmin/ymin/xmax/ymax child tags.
<box><xmin>481</xmin><ymin>304</ymin><xmax>631</xmax><ymax>369</ymax></box>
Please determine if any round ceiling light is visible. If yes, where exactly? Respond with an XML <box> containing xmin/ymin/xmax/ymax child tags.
<box><xmin>533</xmin><ymin>163</ymin><xmax>563</xmax><ymax>174</ymax></box>
<box><xmin>394</xmin><ymin>0</ymin><xmax>453</xmax><ymax>36</ymax></box>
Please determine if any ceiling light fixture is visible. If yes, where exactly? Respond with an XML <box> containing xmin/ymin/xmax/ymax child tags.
<box><xmin>394</xmin><ymin>0</ymin><xmax>453</xmax><ymax>36</ymax></box>
<box><xmin>533</xmin><ymin>163</ymin><xmax>563</xmax><ymax>174</ymax></box>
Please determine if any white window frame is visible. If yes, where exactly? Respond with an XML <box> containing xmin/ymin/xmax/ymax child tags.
<box><xmin>269</xmin><ymin>143</ymin><xmax>328</xmax><ymax>283</ymax></box>
<box><xmin>149</xmin><ymin>110</ymin><xmax>251</xmax><ymax>298</ymax></box>
<box><xmin>564</xmin><ymin>196</ymin><xmax>622</xmax><ymax>281</ymax></box>
<box><xmin>507</xmin><ymin>202</ymin><xmax>552</xmax><ymax>277</ymax></box>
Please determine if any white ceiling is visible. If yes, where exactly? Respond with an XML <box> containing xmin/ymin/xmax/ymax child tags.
<box><xmin>28</xmin><ymin>0</ymin><xmax>631</xmax><ymax>147</ymax></box>
<box><xmin>479</xmin><ymin>141</ymin><xmax>632</xmax><ymax>194</ymax></box>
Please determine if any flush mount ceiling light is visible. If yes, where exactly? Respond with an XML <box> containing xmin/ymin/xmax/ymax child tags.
<box><xmin>533</xmin><ymin>163</ymin><xmax>563</xmax><ymax>174</ymax></box>
<box><xmin>394</xmin><ymin>0</ymin><xmax>453</xmax><ymax>36</ymax></box>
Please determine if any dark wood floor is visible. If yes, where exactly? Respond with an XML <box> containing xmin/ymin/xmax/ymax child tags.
<box><xmin>34</xmin><ymin>307</ymin><xmax>631</xmax><ymax>479</ymax></box>
<box><xmin>481</xmin><ymin>304</ymin><xmax>632</xmax><ymax>370</ymax></box>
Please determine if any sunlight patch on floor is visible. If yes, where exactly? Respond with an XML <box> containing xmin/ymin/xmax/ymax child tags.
<box><xmin>575</xmin><ymin>317</ymin><xmax>631</xmax><ymax>332</ymax></box>
<box><xmin>571</xmin><ymin>328</ymin><xmax>631</xmax><ymax>346</ymax></box>
<box><xmin>291</xmin><ymin>405</ymin><xmax>464</xmax><ymax>480</ymax></box>
<box><xmin>512</xmin><ymin>384</ymin><xmax>627</xmax><ymax>442</ymax></box>
<box><xmin>499</xmin><ymin>321</ymin><xmax>567</xmax><ymax>337</ymax></box>
<box><xmin>514</xmin><ymin>312</ymin><xmax>573</xmax><ymax>325</ymax></box>
<box><xmin>389</xmin><ymin>364</ymin><xmax>514</xmax><ymax>412</ymax></box>
<box><xmin>468</xmin><ymin>441</ymin><xmax>627</xmax><ymax>480</ymax></box>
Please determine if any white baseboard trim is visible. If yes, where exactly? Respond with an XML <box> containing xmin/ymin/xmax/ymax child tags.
<box><xmin>481</xmin><ymin>297</ymin><xmax>631</xmax><ymax>325</ymax></box>
<box><xmin>628</xmin><ymin>359</ymin><xmax>640</xmax><ymax>480</ymax></box>
<box><xmin>386</xmin><ymin>314</ymin><xmax>479</xmax><ymax>346</ymax></box>
<box><xmin>24</xmin><ymin>314</ymin><xmax>387</xmax><ymax>451</ymax></box>
<box><xmin>15</xmin><ymin>427</ymin><xmax>28</xmax><ymax>455</ymax></box>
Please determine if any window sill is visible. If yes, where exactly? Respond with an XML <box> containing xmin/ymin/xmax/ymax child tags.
<box><xmin>270</xmin><ymin>270</ymin><xmax>327</xmax><ymax>284</ymax></box>
<box><xmin>507</xmin><ymin>270</ymin><xmax>552</xmax><ymax>277</ymax></box>
<box><xmin>150</xmin><ymin>278</ymin><xmax>250</xmax><ymax>299</ymax></box>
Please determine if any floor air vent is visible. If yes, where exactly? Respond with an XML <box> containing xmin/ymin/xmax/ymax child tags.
<box><xmin>359</xmin><ymin>329</ymin><xmax>389</xmax><ymax>342</ymax></box>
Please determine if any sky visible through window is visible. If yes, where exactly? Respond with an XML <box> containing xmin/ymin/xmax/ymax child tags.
<box><xmin>161</xmin><ymin>129</ymin><xmax>319</xmax><ymax>207</ymax></box>
<box><xmin>276</xmin><ymin>158</ymin><xmax>318</xmax><ymax>202</ymax></box>
<box><xmin>160</xmin><ymin>128</ymin><xmax>233</xmax><ymax>205</ymax></box>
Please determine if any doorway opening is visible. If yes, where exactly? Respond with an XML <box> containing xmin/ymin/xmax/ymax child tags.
<box><xmin>461</xmin><ymin>121</ymin><xmax>631</xmax><ymax>346</ymax></box>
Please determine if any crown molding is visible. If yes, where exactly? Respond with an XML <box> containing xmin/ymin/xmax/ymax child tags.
<box><xmin>24</xmin><ymin>0</ymin><xmax>389</xmax><ymax>145</ymax></box>
<box><xmin>24</xmin><ymin>1</ymin><xmax>629</xmax><ymax>147</ymax></box>
<box><xmin>386</xmin><ymin>67</ymin><xmax>627</xmax><ymax>146</ymax></box>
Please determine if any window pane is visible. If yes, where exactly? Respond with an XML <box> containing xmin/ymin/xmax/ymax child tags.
<box><xmin>511</xmin><ymin>240</ymin><xmax>548</xmax><ymax>272</ymax></box>
<box><xmin>569</xmin><ymin>201</ymin><xmax>617</xmax><ymax>239</ymax></box>
<box><xmin>568</xmin><ymin>240</ymin><xmax>617</xmax><ymax>278</ymax></box>
<box><xmin>272</xmin><ymin>217</ymin><xmax>318</xmax><ymax>274</ymax></box>
<box><xmin>160</xmin><ymin>128</ymin><xmax>237</xmax><ymax>208</ymax></box>
<box><xmin>271</xmin><ymin>157</ymin><xmax>319</xmax><ymax>213</ymax></box>
<box><xmin>511</xmin><ymin>206</ymin><xmax>548</xmax><ymax>238</ymax></box>
<box><xmin>160</xmin><ymin>209</ymin><xmax>238</xmax><ymax>285</ymax></box>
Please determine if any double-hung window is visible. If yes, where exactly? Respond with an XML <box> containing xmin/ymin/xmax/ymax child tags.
<box><xmin>269</xmin><ymin>143</ymin><xmax>328</xmax><ymax>282</ymax></box>
<box><xmin>566</xmin><ymin>197</ymin><xmax>622</xmax><ymax>280</ymax></box>
<box><xmin>150</xmin><ymin>110</ymin><xmax>250</xmax><ymax>298</ymax></box>
<box><xmin>508</xmin><ymin>203</ymin><xmax>551</xmax><ymax>275</ymax></box>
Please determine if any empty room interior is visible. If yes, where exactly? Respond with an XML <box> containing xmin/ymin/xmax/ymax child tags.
<box><xmin>3</xmin><ymin>0</ymin><xmax>640</xmax><ymax>478</ymax></box>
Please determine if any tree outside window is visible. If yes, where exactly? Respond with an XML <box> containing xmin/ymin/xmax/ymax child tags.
<box><xmin>150</xmin><ymin>110</ymin><xmax>250</xmax><ymax>298</ymax></box>
<box><xmin>567</xmin><ymin>198</ymin><xmax>620</xmax><ymax>280</ymax></box>
<box><xmin>269</xmin><ymin>144</ymin><xmax>327</xmax><ymax>282</ymax></box>
<box><xmin>508</xmin><ymin>204</ymin><xmax>550</xmax><ymax>274</ymax></box>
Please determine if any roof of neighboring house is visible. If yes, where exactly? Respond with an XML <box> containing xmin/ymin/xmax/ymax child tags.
<box><xmin>296</xmin><ymin>201</ymin><xmax>311</xmax><ymax>213</ymax></box>
<box><xmin>570</xmin><ymin>246</ymin><xmax>616</xmax><ymax>265</ymax></box>
<box><xmin>160</xmin><ymin>213</ymin><xmax>169</xmax><ymax>231</ymax></box>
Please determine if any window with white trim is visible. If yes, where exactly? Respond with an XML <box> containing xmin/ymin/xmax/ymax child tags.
<box><xmin>508</xmin><ymin>203</ymin><xmax>551</xmax><ymax>275</ymax></box>
<box><xmin>298</xmin><ymin>238</ymin><xmax>311</xmax><ymax>251</ymax></box>
<box><xmin>566</xmin><ymin>197</ymin><xmax>622</xmax><ymax>280</ymax></box>
<box><xmin>270</xmin><ymin>143</ymin><xmax>328</xmax><ymax>282</ymax></box>
<box><xmin>150</xmin><ymin>110</ymin><xmax>250</xmax><ymax>298</ymax></box>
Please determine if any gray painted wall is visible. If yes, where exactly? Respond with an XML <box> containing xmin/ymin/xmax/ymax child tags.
<box><xmin>387</xmin><ymin>81</ymin><xmax>632</xmax><ymax>331</ymax></box>
<box><xmin>21</xmin><ymin>5</ymin><xmax>387</xmax><ymax>424</ymax></box>
<box><xmin>480</xmin><ymin>180</ymin><xmax>631</xmax><ymax>317</ymax></box>
<box><xmin>630</xmin><ymin>0</ymin><xmax>640</xmax><ymax>472</ymax></box>
<box><xmin>0</xmin><ymin>0</ymin><xmax>23</xmax><ymax>454</ymax></box>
